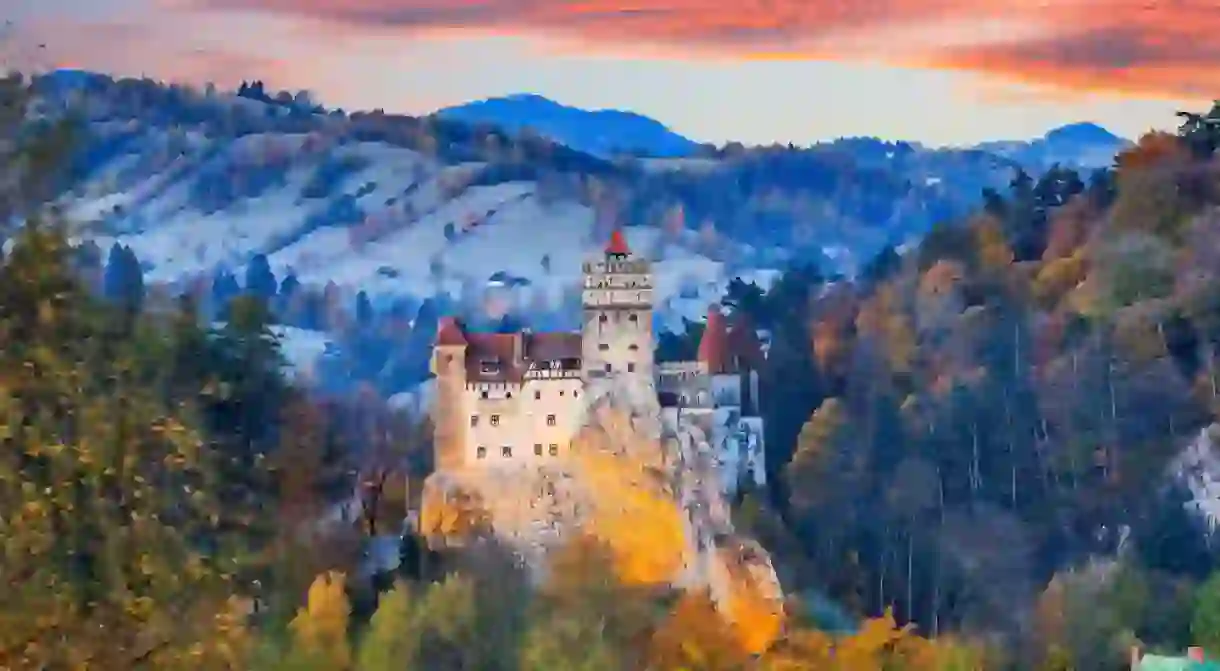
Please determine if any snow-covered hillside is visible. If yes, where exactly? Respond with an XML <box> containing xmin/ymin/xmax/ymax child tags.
<box><xmin>68</xmin><ymin>132</ymin><xmax>778</xmax><ymax>334</ymax></box>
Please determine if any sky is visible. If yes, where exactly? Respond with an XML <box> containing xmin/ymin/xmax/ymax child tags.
<box><xmin>4</xmin><ymin>0</ymin><xmax>1217</xmax><ymax>147</ymax></box>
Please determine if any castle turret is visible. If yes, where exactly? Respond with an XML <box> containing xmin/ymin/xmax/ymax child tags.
<box><xmin>432</xmin><ymin>317</ymin><xmax>469</xmax><ymax>471</ymax></box>
<box><xmin>698</xmin><ymin>305</ymin><xmax>729</xmax><ymax>374</ymax></box>
<box><xmin>581</xmin><ymin>229</ymin><xmax>654</xmax><ymax>381</ymax></box>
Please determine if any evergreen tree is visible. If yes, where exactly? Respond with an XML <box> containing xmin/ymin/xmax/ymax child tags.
<box><xmin>245</xmin><ymin>252</ymin><xmax>278</xmax><ymax>303</ymax></box>
<box><xmin>103</xmin><ymin>242</ymin><xmax>134</xmax><ymax>305</ymax></box>
<box><xmin>211</xmin><ymin>269</ymin><xmax>242</xmax><ymax>318</ymax></box>
<box><xmin>279</xmin><ymin>271</ymin><xmax>301</xmax><ymax>300</ymax></box>
<box><xmin>355</xmin><ymin>290</ymin><xmax>374</xmax><ymax>328</ymax></box>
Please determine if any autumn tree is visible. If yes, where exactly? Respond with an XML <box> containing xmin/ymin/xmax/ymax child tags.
<box><xmin>0</xmin><ymin>72</ymin><xmax>254</xmax><ymax>670</ymax></box>
<box><xmin>275</xmin><ymin>571</ymin><xmax>353</xmax><ymax>670</ymax></box>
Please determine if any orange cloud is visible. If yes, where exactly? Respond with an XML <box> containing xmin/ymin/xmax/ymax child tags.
<box><xmin>6</xmin><ymin>18</ymin><xmax>290</xmax><ymax>88</ymax></box>
<box><xmin>187</xmin><ymin>0</ymin><xmax>1220</xmax><ymax>100</ymax></box>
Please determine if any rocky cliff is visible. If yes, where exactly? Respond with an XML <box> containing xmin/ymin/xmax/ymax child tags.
<box><xmin>418</xmin><ymin>370</ymin><xmax>783</xmax><ymax>641</ymax></box>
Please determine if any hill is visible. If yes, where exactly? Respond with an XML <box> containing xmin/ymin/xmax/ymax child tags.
<box><xmin>31</xmin><ymin>72</ymin><xmax>1114</xmax><ymax>396</ymax></box>
<box><xmin>437</xmin><ymin>93</ymin><xmax>702</xmax><ymax>158</ymax></box>
<box><xmin>973</xmin><ymin>121</ymin><xmax>1130</xmax><ymax>171</ymax></box>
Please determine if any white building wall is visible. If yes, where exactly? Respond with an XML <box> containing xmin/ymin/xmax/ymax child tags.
<box><xmin>581</xmin><ymin>258</ymin><xmax>654</xmax><ymax>382</ymax></box>
<box><xmin>461</xmin><ymin>376</ymin><xmax>585</xmax><ymax>466</ymax></box>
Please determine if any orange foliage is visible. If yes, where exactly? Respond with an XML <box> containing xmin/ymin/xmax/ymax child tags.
<box><xmin>1032</xmin><ymin>252</ymin><xmax>1088</xmax><ymax>310</ymax></box>
<box><xmin>1043</xmin><ymin>197</ymin><xmax>1095</xmax><ymax>261</ymax></box>
<box><xmin>568</xmin><ymin>443</ymin><xmax>689</xmax><ymax>587</ymax></box>
<box><xmin>856</xmin><ymin>285</ymin><xmax>916</xmax><ymax>374</ymax></box>
<box><xmin>760</xmin><ymin>610</ymin><xmax>985</xmax><ymax>670</ymax></box>
<box><xmin>1115</xmin><ymin>131</ymin><xmax>1190</xmax><ymax>173</ymax></box>
<box><xmin>648</xmin><ymin>591</ymin><xmax>753</xmax><ymax>670</ymax></box>
<box><xmin>811</xmin><ymin>288</ymin><xmax>857</xmax><ymax>379</ymax></box>
<box><xmin>919</xmin><ymin>260</ymin><xmax>965</xmax><ymax>298</ymax></box>
<box><xmin>720</xmin><ymin>551</ymin><xmax>786</xmax><ymax>654</ymax></box>
<box><xmin>973</xmin><ymin>214</ymin><xmax>1014</xmax><ymax>271</ymax></box>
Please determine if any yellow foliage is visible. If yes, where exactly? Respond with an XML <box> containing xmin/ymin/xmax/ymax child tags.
<box><xmin>570</xmin><ymin>446</ymin><xmax>689</xmax><ymax>586</ymax></box>
<box><xmin>562</xmin><ymin>410</ymin><xmax>689</xmax><ymax>587</ymax></box>
<box><xmin>287</xmin><ymin>571</ymin><xmax>352</xmax><ymax>670</ymax></box>
<box><xmin>418</xmin><ymin>482</ymin><xmax>490</xmax><ymax>545</ymax></box>
<box><xmin>760</xmin><ymin>610</ymin><xmax>986</xmax><ymax>671</ymax></box>
<box><xmin>1032</xmin><ymin>252</ymin><xmax>1088</xmax><ymax>310</ymax></box>
<box><xmin>973</xmin><ymin>216</ymin><xmax>1014</xmax><ymax>271</ymax></box>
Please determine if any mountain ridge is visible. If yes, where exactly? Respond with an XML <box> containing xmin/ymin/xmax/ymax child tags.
<box><xmin>436</xmin><ymin>91</ymin><xmax>1129</xmax><ymax>169</ymax></box>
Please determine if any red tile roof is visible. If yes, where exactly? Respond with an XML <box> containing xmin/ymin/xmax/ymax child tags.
<box><xmin>606</xmin><ymin>229</ymin><xmax>631</xmax><ymax>256</ymax></box>
<box><xmin>436</xmin><ymin>317</ymin><xmax>467</xmax><ymax>346</ymax></box>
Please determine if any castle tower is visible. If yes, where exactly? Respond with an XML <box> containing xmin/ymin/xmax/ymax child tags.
<box><xmin>581</xmin><ymin>229</ymin><xmax>654</xmax><ymax>381</ymax></box>
<box><xmin>431</xmin><ymin>317</ymin><xmax>469</xmax><ymax>471</ymax></box>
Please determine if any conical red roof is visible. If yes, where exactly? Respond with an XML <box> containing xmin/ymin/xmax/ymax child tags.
<box><xmin>435</xmin><ymin>316</ymin><xmax>467</xmax><ymax>346</ymax></box>
<box><xmin>605</xmin><ymin>229</ymin><xmax>631</xmax><ymax>256</ymax></box>
<box><xmin>698</xmin><ymin>305</ymin><xmax>728</xmax><ymax>373</ymax></box>
<box><xmin>727</xmin><ymin>312</ymin><xmax>763</xmax><ymax>367</ymax></box>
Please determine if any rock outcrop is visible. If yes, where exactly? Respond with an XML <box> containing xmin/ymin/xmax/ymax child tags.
<box><xmin>419</xmin><ymin>370</ymin><xmax>783</xmax><ymax>640</ymax></box>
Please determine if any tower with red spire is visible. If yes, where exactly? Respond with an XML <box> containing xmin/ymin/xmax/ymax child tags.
<box><xmin>581</xmin><ymin>228</ymin><xmax>654</xmax><ymax>380</ymax></box>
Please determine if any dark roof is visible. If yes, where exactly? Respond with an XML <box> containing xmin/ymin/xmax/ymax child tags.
<box><xmin>525</xmin><ymin>332</ymin><xmax>582</xmax><ymax>360</ymax></box>
<box><xmin>461</xmin><ymin>331</ymin><xmax>583</xmax><ymax>383</ymax></box>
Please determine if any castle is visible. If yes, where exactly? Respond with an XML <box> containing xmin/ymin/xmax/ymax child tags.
<box><xmin>429</xmin><ymin>230</ymin><xmax>767</xmax><ymax>496</ymax></box>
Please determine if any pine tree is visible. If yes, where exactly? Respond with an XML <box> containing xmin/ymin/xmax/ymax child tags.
<box><xmin>246</xmin><ymin>253</ymin><xmax>278</xmax><ymax>303</ymax></box>
<box><xmin>355</xmin><ymin>290</ymin><xmax>374</xmax><ymax>328</ymax></box>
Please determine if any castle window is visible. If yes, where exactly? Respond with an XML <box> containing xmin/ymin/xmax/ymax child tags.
<box><xmin>546</xmin><ymin>414</ymin><xmax>556</xmax><ymax>426</ymax></box>
<box><xmin>559</xmin><ymin>390</ymin><xmax>564</xmax><ymax>396</ymax></box>
<box><xmin>599</xmin><ymin>314</ymin><xmax>608</xmax><ymax>323</ymax></box>
<box><xmin>506</xmin><ymin>392</ymin><xmax>512</xmax><ymax>399</ymax></box>
<box><xmin>502</xmin><ymin>446</ymin><xmax>512</xmax><ymax>457</ymax></box>
<box><xmin>604</xmin><ymin>363</ymin><xmax>612</xmax><ymax>373</ymax></box>
<box><xmin>490</xmin><ymin>414</ymin><xmax>500</xmax><ymax>427</ymax></box>
<box><xmin>481</xmin><ymin>390</ymin><xmax>489</xmax><ymax>399</ymax></box>
<box><xmin>549</xmin><ymin>444</ymin><xmax>559</xmax><ymax>456</ymax></box>
<box><xmin>470</xmin><ymin>415</ymin><xmax>478</xmax><ymax>427</ymax></box>
<box><xmin>627</xmin><ymin>363</ymin><xmax>636</xmax><ymax>373</ymax></box>
<box><xmin>534</xmin><ymin>443</ymin><xmax>543</xmax><ymax>456</ymax></box>
<box><xmin>628</xmin><ymin>344</ymin><xmax>639</xmax><ymax>351</ymax></box>
<box><xmin>477</xmin><ymin>446</ymin><xmax>487</xmax><ymax>459</ymax></box>
<box><xmin>629</xmin><ymin>313</ymin><xmax>638</xmax><ymax>322</ymax></box>
<box><xmin>573</xmin><ymin>390</ymin><xmax>579</xmax><ymax>398</ymax></box>
<box><xmin>598</xmin><ymin>343</ymin><xmax>609</xmax><ymax>351</ymax></box>
<box><xmin>534</xmin><ymin>390</ymin><xmax>541</xmax><ymax>400</ymax></box>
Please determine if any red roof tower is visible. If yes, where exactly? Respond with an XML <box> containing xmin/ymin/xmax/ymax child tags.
<box><xmin>605</xmin><ymin>229</ymin><xmax>631</xmax><ymax>257</ymax></box>
<box><xmin>698</xmin><ymin>305</ymin><xmax>728</xmax><ymax>373</ymax></box>
<box><xmin>435</xmin><ymin>316</ymin><xmax>468</xmax><ymax>347</ymax></box>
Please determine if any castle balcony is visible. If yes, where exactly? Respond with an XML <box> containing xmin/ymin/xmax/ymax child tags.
<box><xmin>524</xmin><ymin>368</ymin><xmax>580</xmax><ymax>378</ymax></box>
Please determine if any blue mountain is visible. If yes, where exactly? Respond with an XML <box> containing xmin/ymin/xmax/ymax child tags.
<box><xmin>436</xmin><ymin>94</ymin><xmax>700</xmax><ymax>159</ymax></box>
<box><xmin>972</xmin><ymin>122</ymin><xmax>1130</xmax><ymax>171</ymax></box>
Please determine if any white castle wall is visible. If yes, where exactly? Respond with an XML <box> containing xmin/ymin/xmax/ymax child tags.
<box><xmin>462</xmin><ymin>375</ymin><xmax>585</xmax><ymax>465</ymax></box>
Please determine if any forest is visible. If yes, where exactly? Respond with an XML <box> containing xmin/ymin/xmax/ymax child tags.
<box><xmin>8</xmin><ymin>63</ymin><xmax>1220</xmax><ymax>668</ymax></box>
